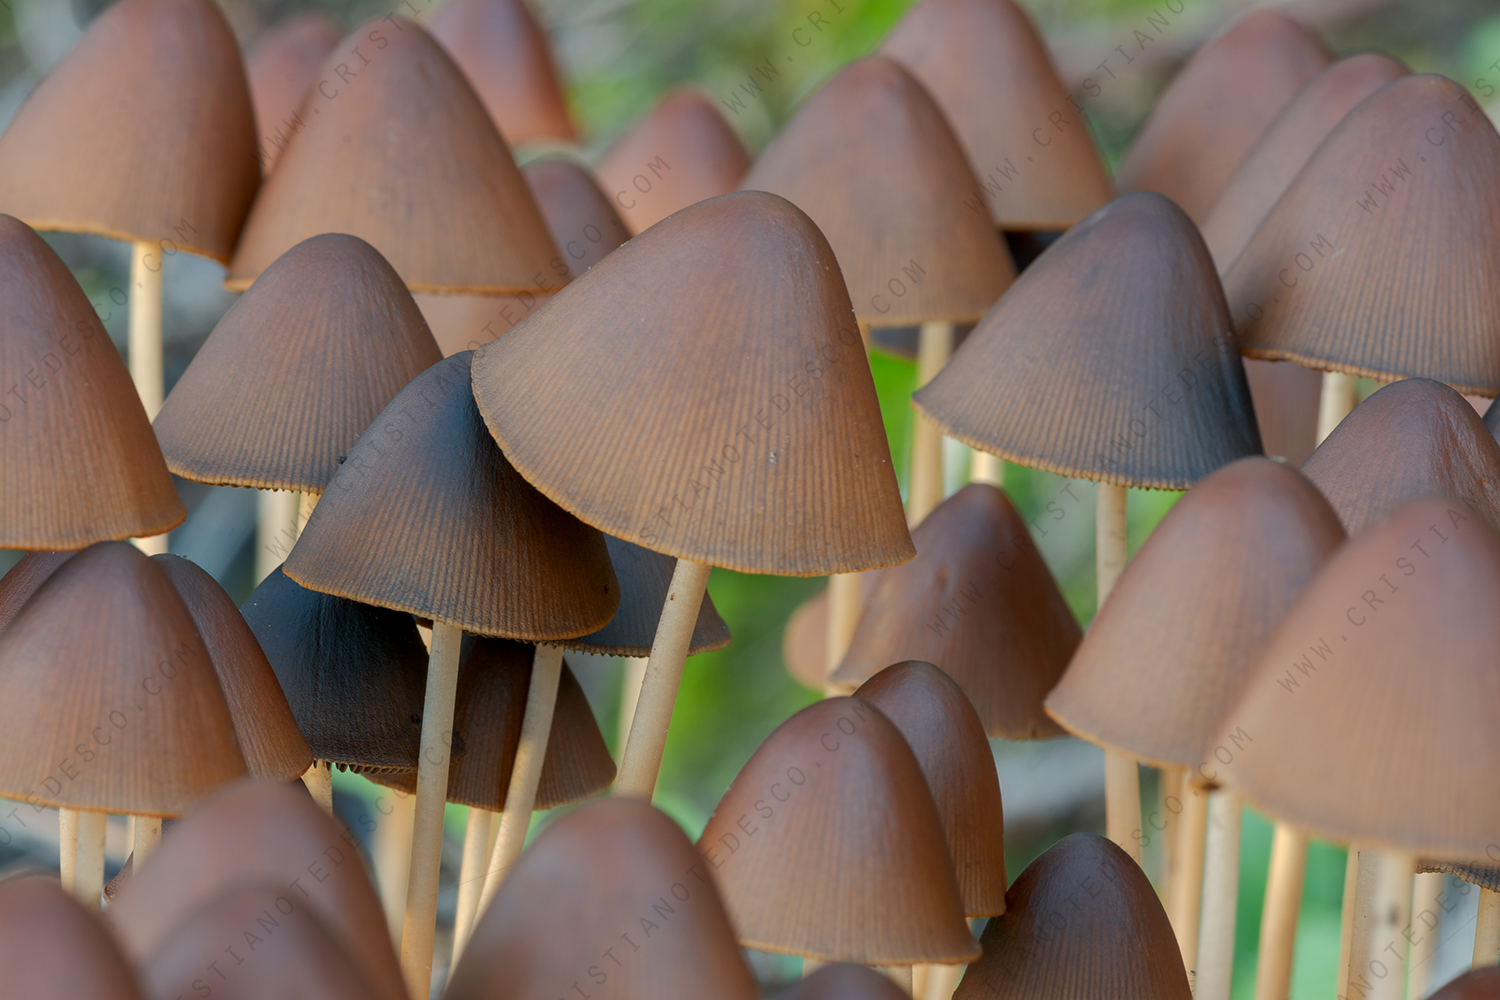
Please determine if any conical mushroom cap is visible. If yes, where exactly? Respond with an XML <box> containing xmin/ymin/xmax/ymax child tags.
<box><xmin>247</xmin><ymin>14</ymin><xmax>340</xmax><ymax>172</ymax></box>
<box><xmin>1213</xmin><ymin>498</ymin><xmax>1500</xmax><ymax>858</ymax></box>
<box><xmin>1416</xmin><ymin>859</ymin><xmax>1500</xmax><ymax>892</ymax></box>
<box><xmin>0</xmin><ymin>878</ymin><xmax>145</xmax><ymax>1000</ymax></box>
<box><xmin>954</xmin><ymin>834</ymin><xmax>1191</xmax><ymax>1000</ymax></box>
<box><xmin>0</xmin><ymin>0</ymin><xmax>260</xmax><ymax>260</ymax></box>
<box><xmin>831</xmin><ymin>484</ymin><xmax>1078</xmax><ymax>738</ymax></box>
<box><xmin>226</xmin><ymin>18</ymin><xmax>559</xmax><ymax>294</ymax></box>
<box><xmin>472</xmin><ymin>191</ymin><xmax>913</xmax><ymax>575</ymax></box>
<box><xmin>741</xmin><ymin>57</ymin><xmax>1013</xmax><ymax>326</ymax></box>
<box><xmin>598</xmin><ymin>88</ymin><xmax>750</xmax><ymax>236</ymax></box>
<box><xmin>0</xmin><ymin>550</ymin><xmax>75</xmax><ymax>633</ymax></box>
<box><xmin>1225</xmin><ymin>76</ymin><xmax>1500</xmax><ymax>393</ymax></box>
<box><xmin>1432</xmin><ymin>970</ymin><xmax>1500</xmax><ymax>1000</ymax></box>
<box><xmin>1201</xmin><ymin>53</ymin><xmax>1409</xmax><ymax>271</ymax></box>
<box><xmin>142</xmin><ymin>882</ymin><xmax>378</xmax><ymax>1000</ymax></box>
<box><xmin>152</xmin><ymin>555</ymin><xmax>312</xmax><ymax>782</ymax></box>
<box><xmin>565</xmin><ymin>535</ymin><xmax>731</xmax><ymax>656</ymax></box>
<box><xmin>698</xmin><ymin>696</ymin><xmax>977</xmax><ymax>964</ymax></box>
<box><xmin>1300</xmin><ymin>379</ymin><xmax>1500</xmax><ymax>536</ymax></box>
<box><xmin>430</xmin><ymin>0</ymin><xmax>575</xmax><ymax>145</ymax></box>
<box><xmin>0</xmin><ymin>542</ymin><xmax>246</xmax><ymax>815</ymax></box>
<box><xmin>1046</xmin><ymin>458</ymin><xmax>1343</xmax><ymax>769</ymax></box>
<box><xmin>108</xmin><ymin>781</ymin><xmax>405</xmax><ymax>1000</ymax></box>
<box><xmin>915</xmin><ymin>193</ymin><xmax>1262</xmax><ymax>488</ymax></box>
<box><xmin>855</xmin><ymin>661</ymin><xmax>1007</xmax><ymax>916</ymax></box>
<box><xmin>155</xmin><ymin>233</ymin><xmax>444</xmax><ymax>493</ymax></box>
<box><xmin>242</xmin><ymin>567</ymin><xmax>428</xmax><ymax>772</ymax></box>
<box><xmin>1114</xmin><ymin>10</ymin><xmax>1331</xmax><ymax>224</ymax></box>
<box><xmin>446</xmin><ymin>798</ymin><xmax>759</xmax><ymax>1000</ymax></box>
<box><xmin>0</xmin><ymin>216</ymin><xmax>186</xmax><ymax>548</ymax></box>
<box><xmin>771</xmin><ymin>964</ymin><xmax>912</xmax><ymax>1000</ymax></box>
<box><xmin>285</xmin><ymin>352</ymin><xmax>619</xmax><ymax>638</ymax></box>
<box><xmin>879</xmin><ymin>0</ymin><xmax>1112</xmax><ymax>230</ymax></box>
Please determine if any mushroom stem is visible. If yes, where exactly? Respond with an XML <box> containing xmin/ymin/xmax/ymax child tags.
<box><xmin>255</xmin><ymin>490</ymin><xmax>300</xmax><ymax>584</ymax></box>
<box><xmin>1357</xmin><ymin>849</ymin><xmax>1414</xmax><ymax>1000</ymax></box>
<box><xmin>451</xmin><ymin>806</ymin><xmax>495</xmax><ymax>965</ymax></box>
<box><xmin>618</xmin><ymin>655</ymin><xmax>648</xmax><ymax>747</ymax></box>
<box><xmin>969</xmin><ymin>450</ymin><xmax>1004</xmax><ymax>487</ymax></box>
<box><xmin>1195</xmin><ymin>789</ymin><xmax>1241</xmax><ymax>1000</ymax></box>
<box><xmin>58</xmin><ymin>807</ymin><xmax>78</xmax><ymax>892</ymax></box>
<box><xmin>129</xmin><ymin>239</ymin><xmax>164</xmax><ymax>420</ymax></box>
<box><xmin>1342</xmin><ymin>849</ymin><xmax>1380</xmax><ymax>1000</ymax></box>
<box><xmin>301</xmin><ymin>760</ymin><xmax>334</xmax><ymax>814</ymax></box>
<box><xmin>1096</xmin><ymin>481</ymin><xmax>1128</xmax><ymax>600</ymax></box>
<box><xmin>1474</xmin><ymin>888</ymin><xmax>1500</xmax><ymax>967</ymax></box>
<box><xmin>74</xmin><ymin>809</ymin><xmax>107</xmax><ymax>912</ymax></box>
<box><xmin>614</xmin><ymin>560</ymin><xmax>712</xmax><ymax>799</ymax></box>
<box><xmin>376</xmin><ymin>789</ymin><xmax>415</xmax><ymax>942</ymax></box>
<box><xmin>825</xmin><ymin>572</ymin><xmax>863</xmax><ymax>689</ymax></box>
<box><xmin>1315</xmin><ymin>371</ymin><xmax>1359</xmax><ymax>443</ymax></box>
<box><xmin>399</xmin><ymin>620</ymin><xmax>464</xmax><ymax>999</ymax></box>
<box><xmin>1408</xmin><ymin>872</ymin><xmax>1445</xmax><ymax>998</ymax></box>
<box><xmin>909</xmin><ymin>320</ymin><xmax>955</xmax><ymax>524</ymax></box>
<box><xmin>1253</xmin><ymin>822</ymin><xmax>1308</xmax><ymax>1000</ymax></box>
<box><xmin>1168</xmin><ymin>775</ymin><xmax>1210</xmax><ymax>970</ymax></box>
<box><xmin>1104</xmin><ymin>750</ymin><xmax>1142</xmax><ymax>864</ymax></box>
<box><xmin>922</xmin><ymin>962</ymin><xmax>962</xmax><ymax>1000</ymax></box>
<box><xmin>131</xmin><ymin>814</ymin><xmax>162</xmax><ymax>870</ymax></box>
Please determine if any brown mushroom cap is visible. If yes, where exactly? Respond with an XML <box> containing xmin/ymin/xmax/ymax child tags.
<box><xmin>1430</xmin><ymin>969</ymin><xmax>1500</xmax><ymax>1000</ymax></box>
<box><xmin>564</xmin><ymin>535</ymin><xmax>731</xmax><ymax>657</ymax></box>
<box><xmin>472</xmin><ymin>191</ymin><xmax>913</xmax><ymax>576</ymax></box>
<box><xmin>741</xmin><ymin>56</ymin><xmax>1014</xmax><ymax>326</ymax></box>
<box><xmin>1415</xmin><ymin>860</ymin><xmax>1500</xmax><ymax>892</ymax></box>
<box><xmin>0</xmin><ymin>550</ymin><xmax>76</xmax><ymax>634</ymax></box>
<box><xmin>0</xmin><ymin>877</ymin><xmax>146</xmax><ymax>1000</ymax></box>
<box><xmin>246</xmin><ymin>14</ymin><xmax>340</xmax><ymax>173</ymax></box>
<box><xmin>0</xmin><ymin>0</ymin><xmax>260</xmax><ymax>259</ymax></box>
<box><xmin>0</xmin><ymin>216</ymin><xmax>185</xmax><ymax>549</ymax></box>
<box><xmin>771</xmin><ymin>963</ymin><xmax>913</xmax><ymax>1000</ymax></box>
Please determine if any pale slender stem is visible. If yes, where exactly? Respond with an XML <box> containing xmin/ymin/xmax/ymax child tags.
<box><xmin>1343</xmin><ymin>850</ymin><xmax>1380</xmax><ymax>1000</ymax></box>
<box><xmin>1196</xmin><ymin>790</ymin><xmax>1242</xmax><ymax>1000</ymax></box>
<box><xmin>1316</xmin><ymin>371</ymin><xmax>1359</xmax><ymax>444</ymax></box>
<box><xmin>58</xmin><ymin>807</ymin><xmax>78</xmax><ymax>892</ymax></box>
<box><xmin>254</xmin><ymin>490</ymin><xmax>300</xmax><ymax>583</ymax></box>
<box><xmin>1104</xmin><ymin>750</ymin><xmax>1142</xmax><ymax>865</ymax></box>
<box><xmin>824</xmin><ymin>572</ymin><xmax>863</xmax><ymax>689</ymax></box>
<box><xmin>1356</xmin><ymin>850</ymin><xmax>1414</xmax><ymax>1000</ymax></box>
<box><xmin>476</xmin><ymin>644</ymin><xmax>565</xmax><ymax>915</ymax></box>
<box><xmin>1408</xmin><ymin>871</ymin><xmax>1445</xmax><ymax>1000</ymax></box>
<box><xmin>1096</xmin><ymin>482</ymin><xmax>1128</xmax><ymax>601</ymax></box>
<box><xmin>451</xmin><ymin>807</ymin><xmax>495</xmax><ymax>967</ymax></box>
<box><xmin>298</xmin><ymin>491</ymin><xmax>320</xmax><ymax>530</ymax></box>
<box><xmin>617</xmin><ymin>656</ymin><xmax>648</xmax><ymax>748</ymax></box>
<box><xmin>1253</xmin><ymin>822</ymin><xmax>1309</xmax><ymax>1000</ymax></box>
<box><xmin>376</xmin><ymin>791</ymin><xmax>415</xmax><ymax>942</ymax></box>
<box><xmin>1340</xmin><ymin>849</ymin><xmax>1362</xmax><ymax>995</ymax></box>
<box><xmin>74</xmin><ymin>810</ymin><xmax>107</xmax><ymax>912</ymax></box>
<box><xmin>923</xmin><ymin>963</ymin><xmax>962</xmax><ymax>1000</ymax></box>
<box><xmin>399</xmin><ymin>621</ymin><xmax>464</xmax><ymax>1000</ymax></box>
<box><xmin>302</xmin><ymin>760</ymin><xmax>334</xmax><ymax>815</ymax></box>
<box><xmin>908</xmin><ymin>320</ymin><xmax>955</xmax><ymax>524</ymax></box>
<box><xmin>129</xmin><ymin>240</ymin><xmax>164</xmax><ymax>419</ymax></box>
<box><xmin>131</xmin><ymin>814</ymin><xmax>163</xmax><ymax>871</ymax></box>
<box><xmin>1161</xmin><ymin>766</ymin><xmax>1183</xmax><ymax>900</ymax></box>
<box><xmin>969</xmin><ymin>450</ymin><xmax>1004</xmax><ymax>488</ymax></box>
<box><xmin>614</xmin><ymin>560</ymin><xmax>711</xmax><ymax>800</ymax></box>
<box><xmin>1169</xmin><ymin>776</ymin><xmax>1211</xmax><ymax>976</ymax></box>
<box><xmin>912</xmin><ymin>963</ymin><xmax>929</xmax><ymax>1000</ymax></box>
<box><xmin>1473</xmin><ymin>888</ymin><xmax>1500</xmax><ymax>968</ymax></box>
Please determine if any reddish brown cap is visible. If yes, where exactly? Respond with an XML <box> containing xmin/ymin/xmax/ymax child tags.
<box><xmin>880</xmin><ymin>0</ymin><xmax>1112</xmax><ymax>230</ymax></box>
<box><xmin>565</xmin><ymin>535</ymin><xmax>731</xmax><ymax>657</ymax></box>
<box><xmin>742</xmin><ymin>57</ymin><xmax>1013</xmax><ymax>326</ymax></box>
<box><xmin>0</xmin><ymin>216</ymin><xmax>185</xmax><ymax>549</ymax></box>
<box><xmin>0</xmin><ymin>878</ymin><xmax>145</xmax><ymax>1000</ymax></box>
<box><xmin>1114</xmin><ymin>10</ymin><xmax>1332</xmax><ymax>224</ymax></box>
<box><xmin>247</xmin><ymin>14</ymin><xmax>340</xmax><ymax>172</ymax></box>
<box><xmin>0</xmin><ymin>550</ymin><xmax>75</xmax><ymax>634</ymax></box>
<box><xmin>598</xmin><ymin>88</ymin><xmax>749</xmax><ymax>235</ymax></box>
<box><xmin>1431</xmin><ymin>969</ymin><xmax>1500</xmax><ymax>1000</ymax></box>
<box><xmin>699</xmin><ymin>697</ymin><xmax>977</xmax><ymax>964</ymax></box>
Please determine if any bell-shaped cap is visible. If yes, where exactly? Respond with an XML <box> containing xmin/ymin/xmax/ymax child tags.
<box><xmin>1301</xmin><ymin>379</ymin><xmax>1500</xmax><ymax>536</ymax></box>
<box><xmin>285</xmin><ymin>352</ymin><xmax>620</xmax><ymax>639</ymax></box>
<box><xmin>0</xmin><ymin>542</ymin><xmax>246</xmax><ymax>814</ymax></box>
<box><xmin>446</xmin><ymin>798</ymin><xmax>759</xmax><ymax>1000</ymax></box>
<box><xmin>915</xmin><ymin>193</ymin><xmax>1262</xmax><ymax>488</ymax></box>
<box><xmin>0</xmin><ymin>878</ymin><xmax>145</xmax><ymax>1000</ymax></box>
<box><xmin>566</xmin><ymin>535</ymin><xmax>731</xmax><ymax>656</ymax></box>
<box><xmin>242</xmin><ymin>566</ymin><xmax>429</xmax><ymax>772</ymax></box>
<box><xmin>0</xmin><ymin>0</ymin><xmax>260</xmax><ymax>259</ymax></box>
<box><xmin>1047</xmin><ymin>458</ymin><xmax>1343</xmax><ymax>768</ymax></box>
<box><xmin>1202</xmin><ymin>53</ymin><xmax>1409</xmax><ymax>271</ymax></box>
<box><xmin>954</xmin><ymin>834</ymin><xmax>1191</xmax><ymax>1000</ymax></box>
<box><xmin>246</xmin><ymin>14</ymin><xmax>340</xmax><ymax>172</ymax></box>
<box><xmin>598</xmin><ymin>88</ymin><xmax>750</xmax><ymax>235</ymax></box>
<box><xmin>153</xmin><ymin>555</ymin><xmax>313</xmax><ymax>782</ymax></box>
<box><xmin>698</xmin><ymin>697</ymin><xmax>977</xmax><ymax>964</ymax></box>
<box><xmin>1114</xmin><ymin>10</ymin><xmax>1331</xmax><ymax>224</ymax></box>
<box><xmin>108</xmin><ymin>780</ymin><xmax>405</xmax><ymax>1000</ymax></box>
<box><xmin>429</xmin><ymin>0</ymin><xmax>576</xmax><ymax>145</ymax></box>
<box><xmin>771</xmin><ymin>964</ymin><xmax>912</xmax><ymax>1000</ymax></box>
<box><xmin>1226</xmin><ymin>76</ymin><xmax>1500</xmax><ymax>393</ymax></box>
<box><xmin>1431</xmin><ymin>970</ymin><xmax>1500</xmax><ymax>1000</ymax></box>
<box><xmin>831</xmin><ymin>484</ymin><xmax>1078</xmax><ymax>737</ymax></box>
<box><xmin>227</xmin><ymin>18</ymin><xmax>559</xmax><ymax>294</ymax></box>
<box><xmin>0</xmin><ymin>550</ymin><xmax>75</xmax><ymax>633</ymax></box>
<box><xmin>741</xmin><ymin>57</ymin><xmax>1013</xmax><ymax>326</ymax></box>
<box><xmin>1213</xmin><ymin>499</ymin><xmax>1500</xmax><ymax>858</ymax></box>
<box><xmin>880</xmin><ymin>0</ymin><xmax>1112</xmax><ymax>230</ymax></box>
<box><xmin>855</xmin><ymin>661</ymin><xmax>1007</xmax><ymax>916</ymax></box>
<box><xmin>141</xmin><ymin>882</ymin><xmax>378</xmax><ymax>1000</ymax></box>
<box><xmin>0</xmin><ymin>216</ymin><xmax>185</xmax><ymax>548</ymax></box>
<box><xmin>156</xmin><ymin>233</ymin><xmax>444</xmax><ymax>493</ymax></box>
<box><xmin>472</xmin><ymin>191</ymin><xmax>913</xmax><ymax>575</ymax></box>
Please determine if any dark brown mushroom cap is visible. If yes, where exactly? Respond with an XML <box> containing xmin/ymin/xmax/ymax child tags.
<box><xmin>954</xmin><ymin>833</ymin><xmax>1191</xmax><ymax>1000</ymax></box>
<box><xmin>1046</xmin><ymin>458</ymin><xmax>1344</xmax><ymax>769</ymax></box>
<box><xmin>108</xmin><ymin>780</ymin><xmax>405</xmax><ymax>1000</ymax></box>
<box><xmin>472</xmin><ymin>191</ymin><xmax>913</xmax><ymax>575</ymax></box>
<box><xmin>446</xmin><ymin>798</ymin><xmax>759</xmax><ymax>1000</ymax></box>
<box><xmin>246</xmin><ymin>14</ymin><xmax>340</xmax><ymax>172</ymax></box>
<box><xmin>0</xmin><ymin>542</ymin><xmax>246</xmax><ymax>815</ymax></box>
<box><xmin>430</xmin><ymin>0</ymin><xmax>576</xmax><ymax>145</ymax></box>
<box><xmin>855</xmin><ymin>661</ymin><xmax>1007</xmax><ymax>916</ymax></box>
<box><xmin>741</xmin><ymin>56</ymin><xmax>1014</xmax><ymax>326</ymax></box>
<box><xmin>155</xmin><ymin>233</ymin><xmax>444</xmax><ymax>493</ymax></box>
<box><xmin>1114</xmin><ymin>10</ymin><xmax>1332</xmax><ymax>225</ymax></box>
<box><xmin>879</xmin><ymin>0</ymin><xmax>1112</xmax><ymax>230</ymax></box>
<box><xmin>0</xmin><ymin>550</ymin><xmax>75</xmax><ymax>633</ymax></box>
<box><xmin>0</xmin><ymin>878</ymin><xmax>146</xmax><ymax>1000</ymax></box>
<box><xmin>831</xmin><ymin>484</ymin><xmax>1077</xmax><ymax>738</ymax></box>
<box><xmin>597</xmin><ymin>88</ymin><xmax>750</xmax><ymax>236</ymax></box>
<box><xmin>526</xmin><ymin>158</ymin><xmax>632</xmax><ymax>280</ymax></box>
<box><xmin>227</xmin><ymin>18</ymin><xmax>559</xmax><ymax>294</ymax></box>
<box><xmin>1416</xmin><ymin>859</ymin><xmax>1500</xmax><ymax>891</ymax></box>
<box><xmin>1213</xmin><ymin>498</ymin><xmax>1500</xmax><ymax>858</ymax></box>
<box><xmin>698</xmin><ymin>696</ymin><xmax>977</xmax><ymax>964</ymax></box>
<box><xmin>771</xmin><ymin>963</ymin><xmax>913</xmax><ymax>1000</ymax></box>
<box><xmin>0</xmin><ymin>216</ymin><xmax>186</xmax><ymax>549</ymax></box>
<box><xmin>1300</xmin><ymin>379</ymin><xmax>1500</xmax><ymax>536</ymax></box>
<box><xmin>284</xmin><ymin>352</ymin><xmax>620</xmax><ymax>639</ymax></box>
<box><xmin>564</xmin><ymin>535</ymin><xmax>731</xmax><ymax>656</ymax></box>
<box><xmin>1430</xmin><ymin>969</ymin><xmax>1500</xmax><ymax>1000</ymax></box>
<box><xmin>1225</xmin><ymin>75</ymin><xmax>1500</xmax><ymax>393</ymax></box>
<box><xmin>914</xmin><ymin>193</ymin><xmax>1262</xmax><ymax>489</ymax></box>
<box><xmin>0</xmin><ymin>0</ymin><xmax>260</xmax><ymax>259</ymax></box>
<box><xmin>241</xmin><ymin>566</ymin><xmax>429</xmax><ymax>772</ymax></box>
